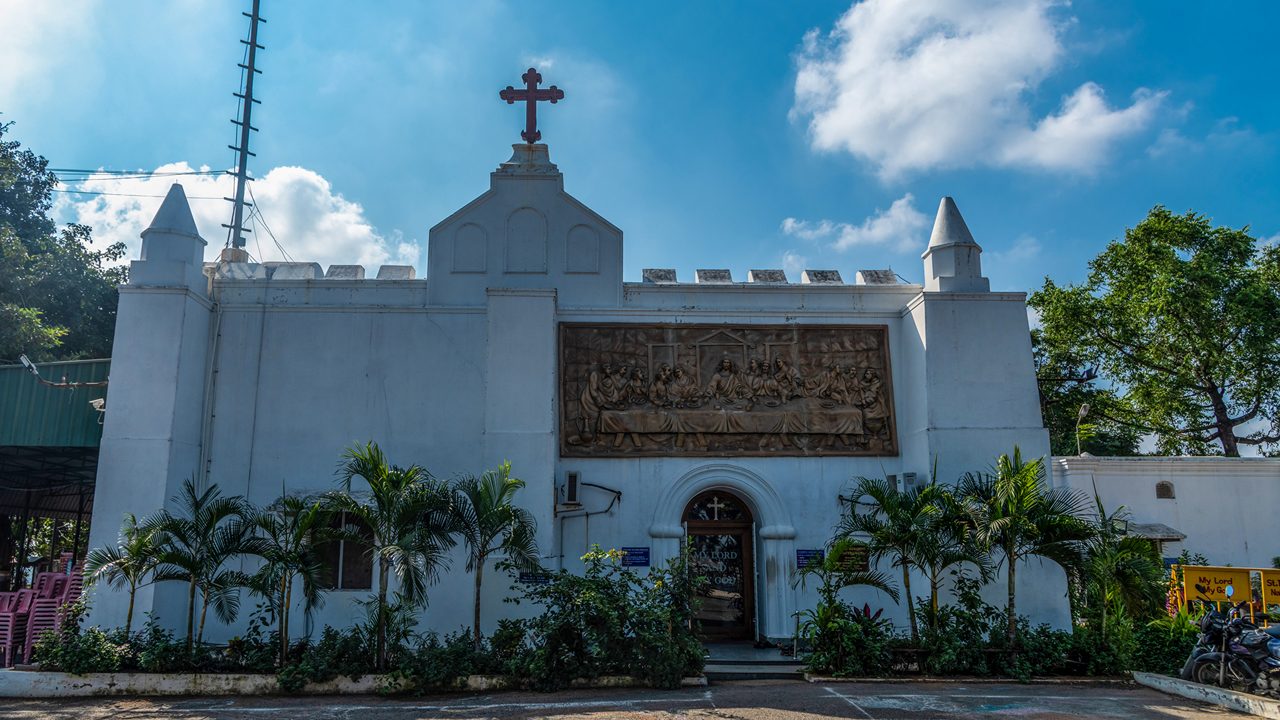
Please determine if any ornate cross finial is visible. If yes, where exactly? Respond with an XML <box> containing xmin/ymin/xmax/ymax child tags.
<box><xmin>499</xmin><ymin>67</ymin><xmax>564</xmax><ymax>144</ymax></box>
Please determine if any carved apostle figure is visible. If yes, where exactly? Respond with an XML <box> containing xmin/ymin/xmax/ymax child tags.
<box><xmin>610</xmin><ymin>364</ymin><xmax>632</xmax><ymax>407</ymax></box>
<box><xmin>579</xmin><ymin>363</ymin><xmax>611</xmax><ymax>439</ymax></box>
<box><xmin>649</xmin><ymin>363</ymin><xmax>673</xmax><ymax>406</ymax></box>
<box><xmin>773</xmin><ymin>358</ymin><xmax>803</xmax><ymax>401</ymax></box>
<box><xmin>628</xmin><ymin>367</ymin><xmax>649</xmax><ymax>405</ymax></box>
<box><xmin>670</xmin><ymin>365</ymin><xmax>702</xmax><ymax>407</ymax></box>
<box><xmin>860</xmin><ymin>368</ymin><xmax>888</xmax><ymax>426</ymax></box>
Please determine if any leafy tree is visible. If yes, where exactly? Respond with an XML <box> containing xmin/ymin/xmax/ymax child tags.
<box><xmin>837</xmin><ymin>476</ymin><xmax>940</xmax><ymax>643</ymax></box>
<box><xmin>450</xmin><ymin>462</ymin><xmax>540</xmax><ymax>648</ymax></box>
<box><xmin>1032</xmin><ymin>332</ymin><xmax>1140</xmax><ymax>456</ymax></box>
<box><xmin>246</xmin><ymin>496</ymin><xmax>333</xmax><ymax>664</ymax></box>
<box><xmin>84</xmin><ymin>513</ymin><xmax>161</xmax><ymax>637</ymax></box>
<box><xmin>959</xmin><ymin>448</ymin><xmax>1094</xmax><ymax>645</ymax></box>
<box><xmin>1030</xmin><ymin>206</ymin><xmax>1280</xmax><ymax>456</ymax></box>
<box><xmin>0</xmin><ymin>121</ymin><xmax>126</xmax><ymax>361</ymax></box>
<box><xmin>149</xmin><ymin>478</ymin><xmax>255</xmax><ymax>649</ymax></box>
<box><xmin>326</xmin><ymin>442</ymin><xmax>456</xmax><ymax>670</ymax></box>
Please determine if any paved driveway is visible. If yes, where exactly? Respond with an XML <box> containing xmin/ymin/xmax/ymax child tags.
<box><xmin>0</xmin><ymin>679</ymin><xmax>1231</xmax><ymax>719</ymax></box>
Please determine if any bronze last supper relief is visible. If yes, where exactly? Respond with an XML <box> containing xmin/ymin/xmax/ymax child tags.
<box><xmin>560</xmin><ymin>324</ymin><xmax>898</xmax><ymax>457</ymax></box>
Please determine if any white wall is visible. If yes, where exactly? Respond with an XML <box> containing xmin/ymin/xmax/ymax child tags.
<box><xmin>88</xmin><ymin>143</ymin><xmax>1066</xmax><ymax>644</ymax></box>
<box><xmin>1054</xmin><ymin>456</ymin><xmax>1280</xmax><ymax>568</ymax></box>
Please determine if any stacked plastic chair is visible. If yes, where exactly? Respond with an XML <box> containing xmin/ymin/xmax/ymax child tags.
<box><xmin>22</xmin><ymin>574</ymin><xmax>70</xmax><ymax>662</ymax></box>
<box><xmin>0</xmin><ymin>590</ymin><xmax>36</xmax><ymax>667</ymax></box>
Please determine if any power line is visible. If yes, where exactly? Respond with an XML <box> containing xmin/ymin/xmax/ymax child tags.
<box><xmin>50</xmin><ymin>188</ymin><xmax>225</xmax><ymax>200</ymax></box>
<box><xmin>247</xmin><ymin>183</ymin><xmax>293</xmax><ymax>262</ymax></box>
<box><xmin>50</xmin><ymin>168</ymin><xmax>223</xmax><ymax>178</ymax></box>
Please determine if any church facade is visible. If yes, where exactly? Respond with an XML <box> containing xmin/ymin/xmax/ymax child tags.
<box><xmin>87</xmin><ymin>138</ymin><xmax>1063</xmax><ymax>642</ymax></box>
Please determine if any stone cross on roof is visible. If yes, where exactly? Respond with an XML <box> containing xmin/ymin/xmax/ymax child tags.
<box><xmin>499</xmin><ymin>67</ymin><xmax>564</xmax><ymax>144</ymax></box>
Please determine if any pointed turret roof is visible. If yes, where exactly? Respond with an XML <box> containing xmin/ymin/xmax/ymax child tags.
<box><xmin>141</xmin><ymin>184</ymin><xmax>202</xmax><ymax>242</ymax></box>
<box><xmin>926</xmin><ymin>196</ymin><xmax>977</xmax><ymax>251</ymax></box>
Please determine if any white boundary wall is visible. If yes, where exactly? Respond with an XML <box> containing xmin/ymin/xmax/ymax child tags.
<box><xmin>1052</xmin><ymin>455</ymin><xmax>1280</xmax><ymax>567</ymax></box>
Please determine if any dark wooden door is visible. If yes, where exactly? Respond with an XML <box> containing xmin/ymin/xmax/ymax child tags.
<box><xmin>685</xmin><ymin>491</ymin><xmax>755</xmax><ymax>641</ymax></box>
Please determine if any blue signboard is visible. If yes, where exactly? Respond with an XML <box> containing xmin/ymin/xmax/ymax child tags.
<box><xmin>796</xmin><ymin>548</ymin><xmax>825</xmax><ymax>570</ymax></box>
<box><xmin>518</xmin><ymin>571</ymin><xmax>552</xmax><ymax>585</ymax></box>
<box><xmin>621</xmin><ymin>547</ymin><xmax>651</xmax><ymax>567</ymax></box>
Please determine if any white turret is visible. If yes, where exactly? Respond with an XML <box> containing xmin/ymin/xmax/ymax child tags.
<box><xmin>921</xmin><ymin>196</ymin><xmax>989</xmax><ymax>293</ymax></box>
<box><xmin>130</xmin><ymin>183</ymin><xmax>207</xmax><ymax>292</ymax></box>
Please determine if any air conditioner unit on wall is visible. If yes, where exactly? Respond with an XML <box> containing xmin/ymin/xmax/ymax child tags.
<box><xmin>888</xmin><ymin>473</ymin><xmax>920</xmax><ymax>493</ymax></box>
<box><xmin>558</xmin><ymin>471</ymin><xmax>582</xmax><ymax>511</ymax></box>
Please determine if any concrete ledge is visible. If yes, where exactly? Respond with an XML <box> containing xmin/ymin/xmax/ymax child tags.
<box><xmin>0</xmin><ymin>670</ymin><xmax>705</xmax><ymax>697</ymax></box>
<box><xmin>0</xmin><ymin>669</ymin><xmax>401</xmax><ymax>697</ymax></box>
<box><xmin>804</xmin><ymin>673</ymin><xmax>1131</xmax><ymax>685</ymax></box>
<box><xmin>1133</xmin><ymin>671</ymin><xmax>1280</xmax><ymax>718</ymax></box>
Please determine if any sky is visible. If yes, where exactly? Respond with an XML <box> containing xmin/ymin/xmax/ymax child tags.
<box><xmin>2</xmin><ymin>0</ymin><xmax>1278</xmax><ymax>292</ymax></box>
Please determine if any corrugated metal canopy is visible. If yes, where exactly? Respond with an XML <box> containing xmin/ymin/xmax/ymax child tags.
<box><xmin>0</xmin><ymin>358</ymin><xmax>107</xmax><ymax>519</ymax></box>
<box><xmin>0</xmin><ymin>446</ymin><xmax>95</xmax><ymax>519</ymax></box>
<box><xmin>0</xmin><ymin>359</ymin><xmax>109</xmax><ymax>447</ymax></box>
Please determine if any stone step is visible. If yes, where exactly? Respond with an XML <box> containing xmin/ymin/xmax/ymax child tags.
<box><xmin>707</xmin><ymin>656</ymin><xmax>805</xmax><ymax>667</ymax></box>
<box><xmin>703</xmin><ymin>662</ymin><xmax>806</xmax><ymax>681</ymax></box>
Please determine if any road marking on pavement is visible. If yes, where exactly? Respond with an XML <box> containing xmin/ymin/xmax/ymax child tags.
<box><xmin>822</xmin><ymin>686</ymin><xmax>877</xmax><ymax>719</ymax></box>
<box><xmin>157</xmin><ymin>690</ymin><xmax>715</xmax><ymax>715</ymax></box>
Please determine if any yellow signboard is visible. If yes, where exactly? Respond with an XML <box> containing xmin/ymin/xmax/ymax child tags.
<box><xmin>1183</xmin><ymin>566</ymin><xmax>1251</xmax><ymax>603</ymax></box>
<box><xmin>1263</xmin><ymin>571</ymin><xmax>1280</xmax><ymax>607</ymax></box>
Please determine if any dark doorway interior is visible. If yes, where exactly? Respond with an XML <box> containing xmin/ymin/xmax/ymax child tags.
<box><xmin>684</xmin><ymin>489</ymin><xmax>755</xmax><ymax>641</ymax></box>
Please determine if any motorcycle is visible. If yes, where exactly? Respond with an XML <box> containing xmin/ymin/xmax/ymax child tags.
<box><xmin>1181</xmin><ymin>592</ymin><xmax>1280</xmax><ymax>697</ymax></box>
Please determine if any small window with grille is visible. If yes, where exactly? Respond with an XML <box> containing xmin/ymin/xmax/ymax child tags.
<box><xmin>1155</xmin><ymin>481</ymin><xmax>1175</xmax><ymax>500</ymax></box>
<box><xmin>318</xmin><ymin>512</ymin><xmax>374</xmax><ymax>590</ymax></box>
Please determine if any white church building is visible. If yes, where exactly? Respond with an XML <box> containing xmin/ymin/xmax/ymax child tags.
<box><xmin>88</xmin><ymin>128</ymin><xmax>1086</xmax><ymax>643</ymax></box>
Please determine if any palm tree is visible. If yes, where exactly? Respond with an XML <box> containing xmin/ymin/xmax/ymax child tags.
<box><xmin>84</xmin><ymin>513</ymin><xmax>161</xmax><ymax>637</ymax></box>
<box><xmin>246</xmin><ymin>496</ymin><xmax>334</xmax><ymax>664</ymax></box>
<box><xmin>958</xmin><ymin>447</ymin><xmax>1094</xmax><ymax>646</ymax></box>
<box><xmin>837</xmin><ymin>475</ymin><xmax>943</xmax><ymax>643</ymax></box>
<box><xmin>911</xmin><ymin>488</ymin><xmax>992</xmax><ymax>629</ymax></box>
<box><xmin>326</xmin><ymin>442</ymin><xmax>456</xmax><ymax>670</ymax></box>
<box><xmin>149</xmin><ymin>478</ymin><xmax>256</xmax><ymax>649</ymax></box>
<box><xmin>795</xmin><ymin>536</ymin><xmax>901</xmax><ymax>606</ymax></box>
<box><xmin>1081</xmin><ymin>495</ymin><xmax>1164</xmax><ymax>638</ymax></box>
<box><xmin>451</xmin><ymin>462</ymin><xmax>540</xmax><ymax>647</ymax></box>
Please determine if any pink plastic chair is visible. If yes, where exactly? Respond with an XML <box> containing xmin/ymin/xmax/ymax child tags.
<box><xmin>0</xmin><ymin>590</ymin><xmax>35</xmax><ymax>667</ymax></box>
<box><xmin>24</xmin><ymin>574</ymin><xmax>80</xmax><ymax>662</ymax></box>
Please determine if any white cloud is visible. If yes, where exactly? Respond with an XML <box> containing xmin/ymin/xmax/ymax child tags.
<box><xmin>0</xmin><ymin>0</ymin><xmax>96</xmax><ymax>106</ymax></box>
<box><xmin>988</xmin><ymin>235</ymin><xmax>1042</xmax><ymax>263</ymax></box>
<box><xmin>984</xmin><ymin>235</ymin><xmax>1043</xmax><ymax>291</ymax></box>
<box><xmin>1001</xmin><ymin>83</ymin><xmax>1164</xmax><ymax>172</ymax></box>
<box><xmin>1147</xmin><ymin>116</ymin><xmax>1262</xmax><ymax>159</ymax></box>
<box><xmin>781</xmin><ymin>250</ymin><xmax>808</xmax><ymax>278</ymax></box>
<box><xmin>781</xmin><ymin>193</ymin><xmax>928</xmax><ymax>252</ymax></box>
<box><xmin>56</xmin><ymin>163</ymin><xmax>419</xmax><ymax>270</ymax></box>
<box><xmin>792</xmin><ymin>0</ymin><xmax>1165</xmax><ymax>178</ymax></box>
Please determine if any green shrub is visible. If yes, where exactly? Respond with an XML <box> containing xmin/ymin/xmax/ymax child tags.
<box><xmin>800</xmin><ymin>601</ymin><xmax>894</xmax><ymax>677</ymax></box>
<box><xmin>29</xmin><ymin>600</ymin><xmax>126</xmax><ymax>674</ymax></box>
<box><xmin>916</xmin><ymin>573</ymin><xmax>1000</xmax><ymax>676</ymax></box>
<box><xmin>509</xmin><ymin>546</ymin><xmax>704</xmax><ymax>690</ymax></box>
<box><xmin>1132</xmin><ymin>612</ymin><xmax>1199</xmax><ymax>676</ymax></box>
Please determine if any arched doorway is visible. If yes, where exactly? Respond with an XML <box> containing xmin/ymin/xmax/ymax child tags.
<box><xmin>684</xmin><ymin>490</ymin><xmax>755</xmax><ymax>641</ymax></box>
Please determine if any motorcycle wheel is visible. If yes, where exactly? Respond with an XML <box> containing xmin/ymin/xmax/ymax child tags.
<box><xmin>1193</xmin><ymin>661</ymin><xmax>1247</xmax><ymax>689</ymax></box>
<box><xmin>1193</xmin><ymin>661</ymin><xmax>1222</xmax><ymax>687</ymax></box>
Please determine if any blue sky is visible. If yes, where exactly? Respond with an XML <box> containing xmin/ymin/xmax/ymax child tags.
<box><xmin>3</xmin><ymin>0</ymin><xmax>1277</xmax><ymax>291</ymax></box>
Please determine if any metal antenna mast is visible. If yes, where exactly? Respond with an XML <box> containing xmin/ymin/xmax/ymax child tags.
<box><xmin>222</xmin><ymin>0</ymin><xmax>264</xmax><ymax>260</ymax></box>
